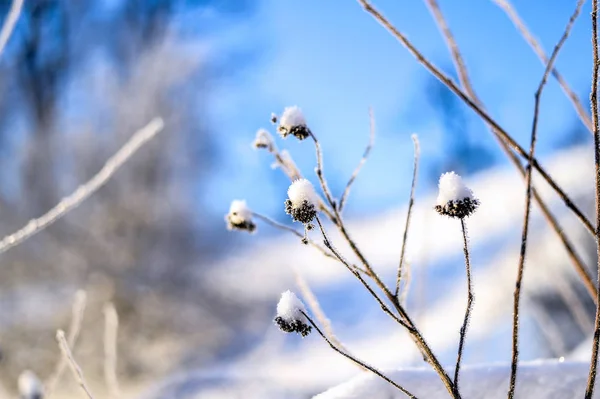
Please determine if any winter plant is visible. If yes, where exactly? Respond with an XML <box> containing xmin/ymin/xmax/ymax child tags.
<box><xmin>225</xmin><ymin>0</ymin><xmax>600</xmax><ymax>395</ymax></box>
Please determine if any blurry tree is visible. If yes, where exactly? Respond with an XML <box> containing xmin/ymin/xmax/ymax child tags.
<box><xmin>0</xmin><ymin>0</ymin><xmax>257</xmax><ymax>393</ymax></box>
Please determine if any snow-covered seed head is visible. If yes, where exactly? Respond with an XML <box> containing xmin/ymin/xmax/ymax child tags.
<box><xmin>252</xmin><ymin>128</ymin><xmax>274</xmax><ymax>150</ymax></box>
<box><xmin>274</xmin><ymin>290</ymin><xmax>312</xmax><ymax>337</ymax></box>
<box><xmin>285</xmin><ymin>179</ymin><xmax>318</xmax><ymax>224</ymax></box>
<box><xmin>435</xmin><ymin>172</ymin><xmax>479</xmax><ymax>219</ymax></box>
<box><xmin>225</xmin><ymin>200</ymin><xmax>256</xmax><ymax>233</ymax></box>
<box><xmin>18</xmin><ymin>370</ymin><xmax>43</xmax><ymax>399</ymax></box>
<box><xmin>277</xmin><ymin>106</ymin><xmax>311</xmax><ymax>140</ymax></box>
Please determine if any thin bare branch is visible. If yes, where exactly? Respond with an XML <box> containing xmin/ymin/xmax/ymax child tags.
<box><xmin>395</xmin><ymin>134</ymin><xmax>420</xmax><ymax>298</ymax></box>
<box><xmin>45</xmin><ymin>290</ymin><xmax>88</xmax><ymax>398</ymax></box>
<box><xmin>339</xmin><ymin>107</ymin><xmax>376</xmax><ymax>212</ymax></box>
<box><xmin>586</xmin><ymin>0</ymin><xmax>600</xmax><ymax>396</ymax></box>
<box><xmin>103</xmin><ymin>303</ymin><xmax>121</xmax><ymax>399</ymax></box>
<box><xmin>358</xmin><ymin>0</ymin><xmax>595</xmax><ymax>240</ymax></box>
<box><xmin>0</xmin><ymin>0</ymin><xmax>23</xmax><ymax>57</ymax></box>
<box><xmin>453</xmin><ymin>219</ymin><xmax>474</xmax><ymax>397</ymax></box>
<box><xmin>309</xmin><ymin>132</ymin><xmax>338</xmax><ymax>211</ymax></box>
<box><xmin>423</xmin><ymin>0</ymin><xmax>597</xmax><ymax>302</ymax></box>
<box><xmin>56</xmin><ymin>330</ymin><xmax>95</xmax><ymax>399</ymax></box>
<box><xmin>0</xmin><ymin>118</ymin><xmax>164</xmax><ymax>255</ymax></box>
<box><xmin>491</xmin><ymin>0</ymin><xmax>592</xmax><ymax>133</ymax></box>
<box><xmin>508</xmin><ymin>6</ymin><xmax>575</xmax><ymax>395</ymax></box>
<box><xmin>303</xmin><ymin>311</ymin><xmax>419</xmax><ymax>399</ymax></box>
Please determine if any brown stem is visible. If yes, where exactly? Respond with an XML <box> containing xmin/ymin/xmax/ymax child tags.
<box><xmin>586</xmin><ymin>0</ymin><xmax>600</xmax><ymax>397</ymax></box>
<box><xmin>302</xmin><ymin>311</ymin><xmax>419</xmax><ymax>399</ymax></box>
<box><xmin>453</xmin><ymin>219</ymin><xmax>473</xmax><ymax>397</ymax></box>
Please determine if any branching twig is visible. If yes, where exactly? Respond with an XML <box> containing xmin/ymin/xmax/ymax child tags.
<box><xmin>395</xmin><ymin>134</ymin><xmax>420</xmax><ymax>299</ymax></box>
<box><xmin>508</xmin><ymin>7</ymin><xmax>575</xmax><ymax>395</ymax></box>
<box><xmin>0</xmin><ymin>0</ymin><xmax>23</xmax><ymax>57</ymax></box>
<box><xmin>339</xmin><ymin>107</ymin><xmax>376</xmax><ymax>212</ymax></box>
<box><xmin>453</xmin><ymin>219</ymin><xmax>474</xmax><ymax>396</ymax></box>
<box><xmin>56</xmin><ymin>330</ymin><xmax>95</xmax><ymax>399</ymax></box>
<box><xmin>491</xmin><ymin>0</ymin><xmax>592</xmax><ymax>133</ymax></box>
<box><xmin>358</xmin><ymin>0</ymin><xmax>595</xmax><ymax>240</ymax></box>
<box><xmin>586</xmin><ymin>0</ymin><xmax>600</xmax><ymax>397</ymax></box>
<box><xmin>0</xmin><ymin>118</ymin><xmax>164</xmax><ymax>255</ymax></box>
<box><xmin>423</xmin><ymin>0</ymin><xmax>596</xmax><ymax>303</ymax></box>
<box><xmin>302</xmin><ymin>311</ymin><xmax>419</xmax><ymax>399</ymax></box>
<box><xmin>103</xmin><ymin>303</ymin><xmax>121</xmax><ymax>399</ymax></box>
<box><xmin>45</xmin><ymin>290</ymin><xmax>87</xmax><ymax>398</ymax></box>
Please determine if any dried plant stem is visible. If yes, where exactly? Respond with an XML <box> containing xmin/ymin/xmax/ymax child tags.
<box><xmin>45</xmin><ymin>290</ymin><xmax>88</xmax><ymax>398</ymax></box>
<box><xmin>586</xmin><ymin>0</ymin><xmax>600</xmax><ymax>397</ymax></box>
<box><xmin>423</xmin><ymin>0</ymin><xmax>596</xmax><ymax>302</ymax></box>
<box><xmin>395</xmin><ymin>134</ymin><xmax>420</xmax><ymax>299</ymax></box>
<box><xmin>339</xmin><ymin>107</ymin><xmax>376</xmax><ymax>212</ymax></box>
<box><xmin>309</xmin><ymin>132</ymin><xmax>338</xmax><ymax>211</ymax></box>
<box><xmin>0</xmin><ymin>0</ymin><xmax>23</xmax><ymax>57</ymax></box>
<box><xmin>314</xmin><ymin>216</ymin><xmax>459</xmax><ymax>398</ymax></box>
<box><xmin>103</xmin><ymin>303</ymin><xmax>121</xmax><ymax>399</ymax></box>
<box><xmin>56</xmin><ymin>330</ymin><xmax>95</xmax><ymax>399</ymax></box>
<box><xmin>0</xmin><ymin>118</ymin><xmax>164</xmax><ymax>255</ymax></box>
<box><xmin>453</xmin><ymin>219</ymin><xmax>473</xmax><ymax>396</ymax></box>
<box><xmin>302</xmin><ymin>311</ymin><xmax>419</xmax><ymax>399</ymax></box>
<box><xmin>491</xmin><ymin>0</ymin><xmax>592</xmax><ymax>133</ymax></box>
<box><xmin>358</xmin><ymin>0</ymin><xmax>595</xmax><ymax>239</ymax></box>
<box><xmin>508</xmin><ymin>9</ymin><xmax>569</xmax><ymax>394</ymax></box>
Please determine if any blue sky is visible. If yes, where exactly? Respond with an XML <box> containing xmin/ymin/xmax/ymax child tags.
<box><xmin>210</xmin><ymin>0</ymin><xmax>595</xmax><ymax>220</ymax></box>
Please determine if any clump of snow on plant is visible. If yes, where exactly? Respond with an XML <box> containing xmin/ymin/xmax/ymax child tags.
<box><xmin>278</xmin><ymin>106</ymin><xmax>311</xmax><ymax>140</ymax></box>
<box><xmin>225</xmin><ymin>200</ymin><xmax>256</xmax><ymax>233</ymax></box>
<box><xmin>288</xmin><ymin>179</ymin><xmax>318</xmax><ymax>208</ymax></box>
<box><xmin>18</xmin><ymin>370</ymin><xmax>43</xmax><ymax>399</ymax></box>
<box><xmin>252</xmin><ymin>128</ymin><xmax>274</xmax><ymax>150</ymax></box>
<box><xmin>436</xmin><ymin>171</ymin><xmax>474</xmax><ymax>205</ymax></box>
<box><xmin>276</xmin><ymin>290</ymin><xmax>307</xmax><ymax>323</ymax></box>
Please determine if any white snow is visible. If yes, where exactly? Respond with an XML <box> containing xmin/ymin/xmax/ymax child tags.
<box><xmin>277</xmin><ymin>290</ymin><xmax>307</xmax><ymax>323</ymax></box>
<box><xmin>252</xmin><ymin>128</ymin><xmax>274</xmax><ymax>149</ymax></box>
<box><xmin>436</xmin><ymin>171</ymin><xmax>475</xmax><ymax>206</ymax></box>
<box><xmin>313</xmin><ymin>360</ymin><xmax>597</xmax><ymax>399</ymax></box>
<box><xmin>18</xmin><ymin>370</ymin><xmax>43</xmax><ymax>399</ymax></box>
<box><xmin>279</xmin><ymin>106</ymin><xmax>307</xmax><ymax>131</ymax></box>
<box><xmin>225</xmin><ymin>199</ymin><xmax>252</xmax><ymax>229</ymax></box>
<box><xmin>288</xmin><ymin>179</ymin><xmax>318</xmax><ymax>208</ymax></box>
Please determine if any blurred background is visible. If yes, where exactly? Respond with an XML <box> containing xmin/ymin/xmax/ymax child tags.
<box><xmin>0</xmin><ymin>0</ymin><xmax>598</xmax><ymax>398</ymax></box>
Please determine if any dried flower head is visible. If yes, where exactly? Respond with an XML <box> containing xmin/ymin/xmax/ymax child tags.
<box><xmin>225</xmin><ymin>200</ymin><xmax>256</xmax><ymax>233</ymax></box>
<box><xmin>270</xmin><ymin>113</ymin><xmax>278</xmax><ymax>124</ymax></box>
<box><xmin>18</xmin><ymin>370</ymin><xmax>43</xmax><ymax>399</ymax></box>
<box><xmin>435</xmin><ymin>172</ymin><xmax>479</xmax><ymax>219</ymax></box>
<box><xmin>274</xmin><ymin>290</ymin><xmax>311</xmax><ymax>337</ymax></box>
<box><xmin>277</xmin><ymin>106</ymin><xmax>311</xmax><ymax>140</ymax></box>
<box><xmin>252</xmin><ymin>128</ymin><xmax>274</xmax><ymax>150</ymax></box>
<box><xmin>285</xmin><ymin>179</ymin><xmax>318</xmax><ymax>224</ymax></box>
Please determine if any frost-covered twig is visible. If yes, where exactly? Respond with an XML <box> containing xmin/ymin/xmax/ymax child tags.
<box><xmin>338</xmin><ymin>107</ymin><xmax>375</xmax><ymax>212</ymax></box>
<box><xmin>491</xmin><ymin>0</ymin><xmax>592</xmax><ymax>133</ymax></box>
<box><xmin>103</xmin><ymin>303</ymin><xmax>121</xmax><ymax>399</ymax></box>
<box><xmin>45</xmin><ymin>290</ymin><xmax>87</xmax><ymax>398</ymax></box>
<box><xmin>301</xmin><ymin>311</ymin><xmax>419</xmax><ymax>399</ymax></box>
<box><xmin>0</xmin><ymin>0</ymin><xmax>23</xmax><ymax>57</ymax></box>
<box><xmin>395</xmin><ymin>134</ymin><xmax>420</xmax><ymax>299</ymax></box>
<box><xmin>56</xmin><ymin>330</ymin><xmax>94</xmax><ymax>399</ymax></box>
<box><xmin>357</xmin><ymin>0</ymin><xmax>595</xmax><ymax>240</ymax></box>
<box><xmin>586</xmin><ymin>1</ymin><xmax>600</xmax><ymax>397</ymax></box>
<box><xmin>508</xmin><ymin>5</ymin><xmax>580</xmax><ymax>395</ymax></box>
<box><xmin>0</xmin><ymin>118</ymin><xmax>164</xmax><ymax>255</ymax></box>
<box><xmin>308</xmin><ymin>131</ymin><xmax>337</xmax><ymax>211</ymax></box>
<box><xmin>423</xmin><ymin>0</ymin><xmax>597</xmax><ymax>302</ymax></box>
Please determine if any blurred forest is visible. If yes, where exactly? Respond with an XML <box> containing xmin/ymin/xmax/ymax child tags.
<box><xmin>0</xmin><ymin>0</ymin><xmax>257</xmax><ymax>395</ymax></box>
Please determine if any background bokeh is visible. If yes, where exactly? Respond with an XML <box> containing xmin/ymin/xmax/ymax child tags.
<box><xmin>0</xmin><ymin>0</ymin><xmax>597</xmax><ymax>398</ymax></box>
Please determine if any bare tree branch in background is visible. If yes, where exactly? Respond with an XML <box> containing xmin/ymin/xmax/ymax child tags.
<box><xmin>491</xmin><ymin>0</ymin><xmax>593</xmax><ymax>133</ymax></box>
<box><xmin>56</xmin><ymin>330</ymin><xmax>95</xmax><ymax>399</ymax></box>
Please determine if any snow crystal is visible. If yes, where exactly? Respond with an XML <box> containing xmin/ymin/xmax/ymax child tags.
<box><xmin>18</xmin><ymin>370</ymin><xmax>43</xmax><ymax>399</ymax></box>
<box><xmin>225</xmin><ymin>200</ymin><xmax>256</xmax><ymax>233</ymax></box>
<box><xmin>286</xmin><ymin>179</ymin><xmax>318</xmax><ymax>224</ymax></box>
<box><xmin>275</xmin><ymin>290</ymin><xmax>312</xmax><ymax>337</ymax></box>
<box><xmin>435</xmin><ymin>172</ymin><xmax>479</xmax><ymax>218</ymax></box>
<box><xmin>278</xmin><ymin>106</ymin><xmax>311</xmax><ymax>140</ymax></box>
<box><xmin>252</xmin><ymin>128</ymin><xmax>274</xmax><ymax>150</ymax></box>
